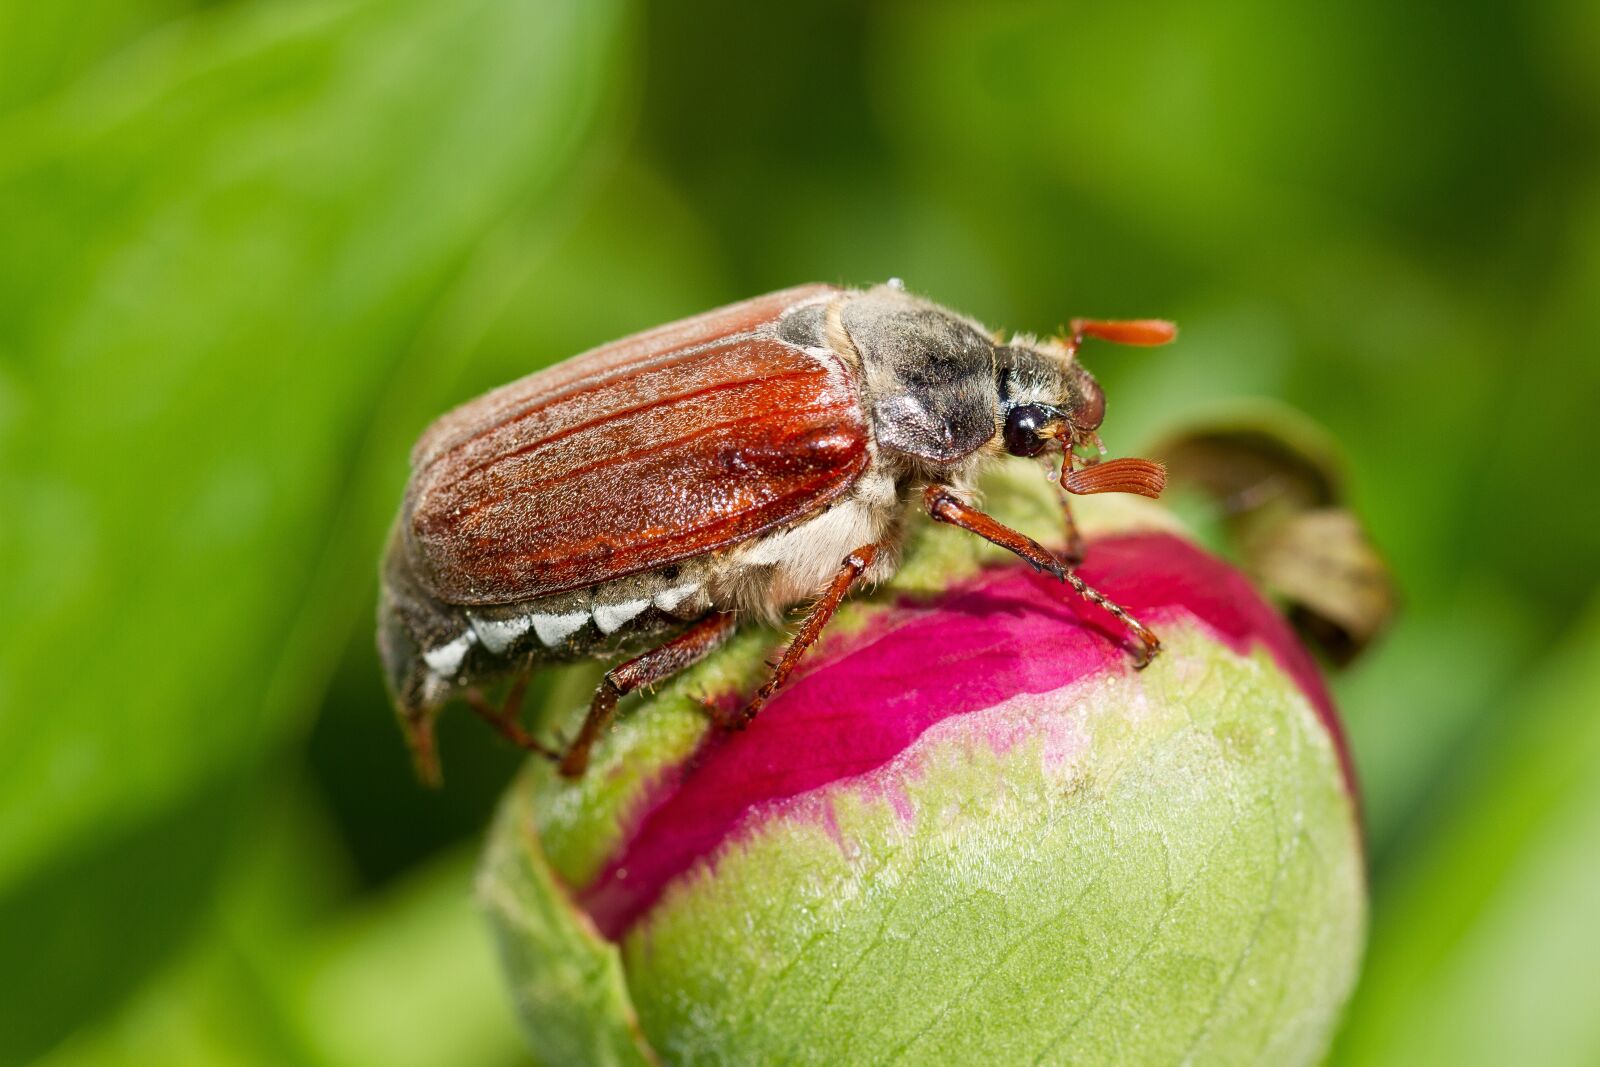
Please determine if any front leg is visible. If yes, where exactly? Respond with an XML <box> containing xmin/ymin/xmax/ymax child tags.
<box><xmin>924</xmin><ymin>484</ymin><xmax>1161</xmax><ymax>666</ymax></box>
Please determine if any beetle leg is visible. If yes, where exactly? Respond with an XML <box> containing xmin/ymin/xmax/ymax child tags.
<box><xmin>1062</xmin><ymin>504</ymin><xmax>1086</xmax><ymax>565</ymax></box>
<box><xmin>721</xmin><ymin>544</ymin><xmax>879</xmax><ymax>733</ymax></box>
<box><xmin>924</xmin><ymin>484</ymin><xmax>1161</xmax><ymax>666</ymax></box>
<box><xmin>1059</xmin><ymin>496</ymin><xmax>1086</xmax><ymax>566</ymax></box>
<box><xmin>464</xmin><ymin>676</ymin><xmax>559</xmax><ymax>760</ymax></box>
<box><xmin>400</xmin><ymin>705</ymin><xmax>444</xmax><ymax>788</ymax></box>
<box><xmin>559</xmin><ymin>611</ymin><xmax>738</xmax><ymax>779</ymax></box>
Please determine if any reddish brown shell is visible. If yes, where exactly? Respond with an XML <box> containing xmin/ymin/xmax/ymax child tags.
<box><xmin>404</xmin><ymin>285</ymin><xmax>870</xmax><ymax>605</ymax></box>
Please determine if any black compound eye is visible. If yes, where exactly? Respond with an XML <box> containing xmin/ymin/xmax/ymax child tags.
<box><xmin>1003</xmin><ymin>403</ymin><xmax>1052</xmax><ymax>457</ymax></box>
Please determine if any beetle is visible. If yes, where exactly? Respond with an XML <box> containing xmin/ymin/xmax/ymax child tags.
<box><xmin>378</xmin><ymin>281</ymin><xmax>1174</xmax><ymax>782</ymax></box>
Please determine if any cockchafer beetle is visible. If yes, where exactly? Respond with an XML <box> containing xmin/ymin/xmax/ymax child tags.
<box><xmin>378</xmin><ymin>281</ymin><xmax>1175</xmax><ymax>782</ymax></box>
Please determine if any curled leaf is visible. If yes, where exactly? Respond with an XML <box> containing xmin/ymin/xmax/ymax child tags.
<box><xmin>1152</xmin><ymin>406</ymin><xmax>1398</xmax><ymax>664</ymax></box>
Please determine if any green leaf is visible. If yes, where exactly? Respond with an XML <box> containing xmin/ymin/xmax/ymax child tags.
<box><xmin>1332</xmin><ymin>596</ymin><xmax>1600</xmax><ymax>1067</ymax></box>
<box><xmin>0</xmin><ymin>1</ymin><xmax>200</xmax><ymax>113</ymax></box>
<box><xmin>295</xmin><ymin>849</ymin><xmax>533</xmax><ymax>1067</ymax></box>
<box><xmin>36</xmin><ymin>799</ymin><xmax>529</xmax><ymax>1067</ymax></box>
<box><xmin>0</xmin><ymin>0</ymin><xmax>629</xmax><ymax>1057</ymax></box>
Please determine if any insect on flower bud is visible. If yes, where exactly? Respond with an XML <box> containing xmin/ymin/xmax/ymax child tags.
<box><xmin>478</xmin><ymin>467</ymin><xmax>1366</xmax><ymax>1066</ymax></box>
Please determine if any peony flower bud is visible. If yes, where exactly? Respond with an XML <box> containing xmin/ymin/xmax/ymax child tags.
<box><xmin>478</xmin><ymin>465</ymin><xmax>1365</xmax><ymax>1066</ymax></box>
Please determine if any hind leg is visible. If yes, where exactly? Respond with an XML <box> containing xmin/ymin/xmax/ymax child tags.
<box><xmin>464</xmin><ymin>675</ymin><xmax>556</xmax><ymax>758</ymax></box>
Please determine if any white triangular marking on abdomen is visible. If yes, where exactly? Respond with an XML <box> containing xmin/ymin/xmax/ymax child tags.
<box><xmin>593</xmin><ymin>598</ymin><xmax>649</xmax><ymax>634</ymax></box>
<box><xmin>652</xmin><ymin>582</ymin><xmax>700</xmax><ymax>613</ymax></box>
<box><xmin>531</xmin><ymin>610</ymin><xmax>590</xmax><ymax>646</ymax></box>
<box><xmin>469</xmin><ymin>614</ymin><xmax>532</xmax><ymax>655</ymax></box>
<box><xmin>423</xmin><ymin>631</ymin><xmax>476</xmax><ymax>678</ymax></box>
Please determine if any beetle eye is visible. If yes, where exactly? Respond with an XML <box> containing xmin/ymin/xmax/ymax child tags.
<box><xmin>1003</xmin><ymin>404</ymin><xmax>1052</xmax><ymax>457</ymax></box>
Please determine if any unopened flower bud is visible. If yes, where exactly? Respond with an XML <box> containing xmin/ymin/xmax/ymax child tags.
<box><xmin>479</xmin><ymin>467</ymin><xmax>1365</xmax><ymax>1066</ymax></box>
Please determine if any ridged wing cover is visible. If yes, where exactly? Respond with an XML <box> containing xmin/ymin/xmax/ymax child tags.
<box><xmin>403</xmin><ymin>285</ymin><xmax>869</xmax><ymax>605</ymax></box>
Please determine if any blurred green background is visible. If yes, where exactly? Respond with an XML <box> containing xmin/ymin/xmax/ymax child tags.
<box><xmin>2</xmin><ymin>1</ymin><xmax>1597</xmax><ymax>1064</ymax></box>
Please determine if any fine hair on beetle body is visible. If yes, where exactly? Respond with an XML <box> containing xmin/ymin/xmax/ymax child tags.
<box><xmin>377</xmin><ymin>281</ymin><xmax>1175</xmax><ymax>783</ymax></box>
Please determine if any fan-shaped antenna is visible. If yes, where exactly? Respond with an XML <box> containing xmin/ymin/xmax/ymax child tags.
<box><xmin>1059</xmin><ymin>317</ymin><xmax>1177</xmax><ymax>362</ymax></box>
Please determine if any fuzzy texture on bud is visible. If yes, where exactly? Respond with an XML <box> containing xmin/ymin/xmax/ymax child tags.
<box><xmin>479</xmin><ymin>467</ymin><xmax>1365</xmax><ymax>1066</ymax></box>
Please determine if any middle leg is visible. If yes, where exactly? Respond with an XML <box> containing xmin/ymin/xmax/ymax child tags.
<box><xmin>720</xmin><ymin>543</ymin><xmax>879</xmax><ymax>732</ymax></box>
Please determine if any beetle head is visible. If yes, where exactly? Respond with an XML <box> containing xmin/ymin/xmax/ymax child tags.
<box><xmin>834</xmin><ymin>285</ymin><xmax>1171</xmax><ymax>498</ymax></box>
<box><xmin>994</xmin><ymin>327</ymin><xmax>1172</xmax><ymax>500</ymax></box>
<box><xmin>997</xmin><ymin>346</ymin><xmax>1107</xmax><ymax>460</ymax></box>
